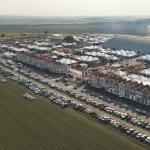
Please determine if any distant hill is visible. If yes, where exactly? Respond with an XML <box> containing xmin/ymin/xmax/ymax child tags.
<box><xmin>0</xmin><ymin>16</ymin><xmax>150</xmax><ymax>36</ymax></box>
<box><xmin>134</xmin><ymin>18</ymin><xmax>150</xmax><ymax>25</ymax></box>
<box><xmin>0</xmin><ymin>16</ymin><xmax>150</xmax><ymax>26</ymax></box>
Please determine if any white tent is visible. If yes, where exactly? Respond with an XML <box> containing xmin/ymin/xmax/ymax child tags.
<box><xmin>52</xmin><ymin>55</ymin><xmax>58</xmax><ymax>59</ymax></box>
<box><xmin>140</xmin><ymin>69</ymin><xmax>150</xmax><ymax>75</ymax></box>
<box><xmin>115</xmin><ymin>70</ymin><xmax>127</xmax><ymax>76</ymax></box>
<box><xmin>57</xmin><ymin>58</ymin><xmax>77</xmax><ymax>64</ymax></box>
<box><xmin>134</xmin><ymin>76</ymin><xmax>148</xmax><ymax>83</ymax></box>
<box><xmin>127</xmin><ymin>74</ymin><xmax>138</xmax><ymax>79</ymax></box>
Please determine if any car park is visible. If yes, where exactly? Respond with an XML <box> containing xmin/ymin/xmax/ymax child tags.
<box><xmin>1</xmin><ymin>64</ymin><xmax>150</xmax><ymax>146</ymax></box>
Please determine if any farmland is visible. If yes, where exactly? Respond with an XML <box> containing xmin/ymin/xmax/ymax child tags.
<box><xmin>0</xmin><ymin>79</ymin><xmax>149</xmax><ymax>150</ymax></box>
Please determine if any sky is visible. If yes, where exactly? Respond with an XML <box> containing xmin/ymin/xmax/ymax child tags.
<box><xmin>0</xmin><ymin>0</ymin><xmax>150</xmax><ymax>16</ymax></box>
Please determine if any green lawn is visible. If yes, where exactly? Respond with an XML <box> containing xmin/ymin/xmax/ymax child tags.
<box><xmin>0</xmin><ymin>80</ymin><xmax>149</xmax><ymax>150</ymax></box>
<box><xmin>0</xmin><ymin>32</ymin><xmax>23</xmax><ymax>38</ymax></box>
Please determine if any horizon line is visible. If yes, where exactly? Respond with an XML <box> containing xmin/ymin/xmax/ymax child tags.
<box><xmin>0</xmin><ymin>15</ymin><xmax>150</xmax><ymax>18</ymax></box>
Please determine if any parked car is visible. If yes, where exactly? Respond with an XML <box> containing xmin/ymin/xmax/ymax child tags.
<box><xmin>122</xmin><ymin>104</ymin><xmax>128</xmax><ymax>108</ymax></box>
<box><xmin>136</xmin><ymin>109</ymin><xmax>146</xmax><ymax>115</ymax></box>
<box><xmin>107</xmin><ymin>98</ymin><xmax>112</xmax><ymax>102</ymax></box>
<box><xmin>73</xmin><ymin>86</ymin><xmax>78</xmax><ymax>89</ymax></box>
<box><xmin>99</xmin><ymin>95</ymin><xmax>104</xmax><ymax>99</ymax></box>
<box><xmin>81</xmin><ymin>89</ymin><xmax>86</xmax><ymax>92</ymax></box>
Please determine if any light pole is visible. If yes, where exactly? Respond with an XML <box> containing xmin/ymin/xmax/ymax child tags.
<box><xmin>136</xmin><ymin>104</ymin><xmax>139</xmax><ymax>119</ymax></box>
<box><xmin>86</xmin><ymin>83</ymin><xmax>89</xmax><ymax>99</ymax></box>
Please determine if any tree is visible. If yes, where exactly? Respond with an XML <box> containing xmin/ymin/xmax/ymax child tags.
<box><xmin>1</xmin><ymin>33</ymin><xmax>4</xmax><ymax>39</ymax></box>
<box><xmin>44</xmin><ymin>31</ymin><xmax>48</xmax><ymax>37</ymax></box>
<box><xmin>64</xmin><ymin>35</ymin><xmax>74</xmax><ymax>43</ymax></box>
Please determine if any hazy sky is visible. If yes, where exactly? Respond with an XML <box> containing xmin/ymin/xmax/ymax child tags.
<box><xmin>0</xmin><ymin>0</ymin><xmax>150</xmax><ymax>16</ymax></box>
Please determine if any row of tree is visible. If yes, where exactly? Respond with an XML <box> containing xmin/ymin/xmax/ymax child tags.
<box><xmin>0</xmin><ymin>31</ymin><xmax>74</xmax><ymax>42</ymax></box>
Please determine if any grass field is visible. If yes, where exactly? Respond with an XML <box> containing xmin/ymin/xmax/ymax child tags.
<box><xmin>0</xmin><ymin>32</ymin><xmax>23</xmax><ymax>39</ymax></box>
<box><xmin>0</xmin><ymin>79</ymin><xmax>149</xmax><ymax>150</ymax></box>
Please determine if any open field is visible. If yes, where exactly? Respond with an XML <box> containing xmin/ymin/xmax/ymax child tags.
<box><xmin>0</xmin><ymin>17</ymin><xmax>92</xmax><ymax>25</ymax></box>
<box><xmin>0</xmin><ymin>32</ymin><xmax>23</xmax><ymax>38</ymax></box>
<box><xmin>0</xmin><ymin>16</ymin><xmax>150</xmax><ymax>36</ymax></box>
<box><xmin>0</xmin><ymin>77</ymin><xmax>149</xmax><ymax>150</ymax></box>
<box><xmin>0</xmin><ymin>23</ymin><xmax>149</xmax><ymax>36</ymax></box>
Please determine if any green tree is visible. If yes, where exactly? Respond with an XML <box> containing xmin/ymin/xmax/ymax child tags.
<box><xmin>1</xmin><ymin>33</ymin><xmax>4</xmax><ymax>39</ymax></box>
<box><xmin>44</xmin><ymin>31</ymin><xmax>48</xmax><ymax>38</ymax></box>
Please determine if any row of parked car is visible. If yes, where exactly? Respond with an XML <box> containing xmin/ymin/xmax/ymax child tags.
<box><xmin>10</xmin><ymin>73</ymin><xmax>71</xmax><ymax>108</ymax></box>
<box><xmin>42</xmin><ymin>79</ymin><xmax>150</xmax><ymax>131</ymax></box>
<box><xmin>6</xmin><ymin>64</ymin><xmax>150</xmax><ymax>132</ymax></box>
<box><xmin>1</xmin><ymin>64</ymin><xmax>150</xmax><ymax>131</ymax></box>
<box><xmin>23</xmin><ymin>93</ymin><xmax>36</xmax><ymax>101</ymax></box>
<box><xmin>1</xmin><ymin>65</ymin><xmax>150</xmax><ymax>146</ymax></box>
<box><xmin>0</xmin><ymin>76</ymin><xmax>7</xmax><ymax>83</ymax></box>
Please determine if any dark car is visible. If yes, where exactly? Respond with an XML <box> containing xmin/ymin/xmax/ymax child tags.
<box><xmin>73</xmin><ymin>86</ymin><xmax>78</xmax><ymax>89</ymax></box>
<box><xmin>91</xmin><ymin>93</ymin><xmax>96</xmax><ymax>96</ymax></box>
<box><xmin>65</xmin><ymin>83</ymin><xmax>70</xmax><ymax>86</ymax></box>
<box><xmin>123</xmin><ymin>127</ymin><xmax>129</xmax><ymax>133</ymax></box>
<box><xmin>120</xmin><ymin>125</ymin><xmax>126</xmax><ymax>131</ymax></box>
<box><xmin>125</xmin><ymin>115</ymin><xmax>132</xmax><ymax>122</ymax></box>
<box><xmin>141</xmin><ymin>122</ymin><xmax>148</xmax><ymax>128</ymax></box>
<box><xmin>132</xmin><ymin>130</ymin><xmax>139</xmax><ymax>137</ymax></box>
<box><xmin>55</xmin><ymin>79</ymin><xmax>60</xmax><ymax>82</ymax></box>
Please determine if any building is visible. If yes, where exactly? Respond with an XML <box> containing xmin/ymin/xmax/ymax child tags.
<box><xmin>88</xmin><ymin>70</ymin><xmax>150</xmax><ymax>108</ymax></box>
<box><xmin>16</xmin><ymin>53</ymin><xmax>69</xmax><ymax>74</ymax></box>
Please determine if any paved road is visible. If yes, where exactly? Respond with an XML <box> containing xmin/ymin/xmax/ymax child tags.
<box><xmin>11</xmin><ymin>63</ymin><xmax>150</xmax><ymax>122</ymax></box>
<box><xmin>48</xmin><ymin>76</ymin><xmax>150</xmax><ymax>122</ymax></box>
<box><xmin>7</xmin><ymin>63</ymin><xmax>150</xmax><ymax>122</ymax></box>
<box><xmin>2</xmin><ymin>65</ymin><xmax>150</xmax><ymax>136</ymax></box>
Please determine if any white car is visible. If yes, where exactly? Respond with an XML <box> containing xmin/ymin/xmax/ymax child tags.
<box><xmin>81</xmin><ymin>89</ymin><xmax>86</xmax><ymax>92</ymax></box>
<box><xmin>145</xmin><ymin>136</ymin><xmax>150</xmax><ymax>143</ymax></box>
<box><xmin>99</xmin><ymin>95</ymin><xmax>104</xmax><ymax>99</ymax></box>
<box><xmin>107</xmin><ymin>99</ymin><xmax>112</xmax><ymax>102</ymax></box>
<box><xmin>122</xmin><ymin>104</ymin><xmax>128</xmax><ymax>108</ymax></box>
<box><xmin>145</xmin><ymin>124</ymin><xmax>150</xmax><ymax>129</ymax></box>
<box><xmin>136</xmin><ymin>133</ymin><xmax>143</xmax><ymax>139</ymax></box>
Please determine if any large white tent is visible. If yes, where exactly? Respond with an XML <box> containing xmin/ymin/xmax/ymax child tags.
<box><xmin>57</xmin><ymin>58</ymin><xmax>77</xmax><ymax>65</ymax></box>
<box><xmin>139</xmin><ymin>68</ymin><xmax>150</xmax><ymax>75</ymax></box>
<box><xmin>77</xmin><ymin>56</ymin><xmax>99</xmax><ymax>62</ymax></box>
<box><xmin>115</xmin><ymin>70</ymin><xmax>127</xmax><ymax>76</ymax></box>
<box><xmin>109</xmin><ymin>49</ymin><xmax>137</xmax><ymax>57</ymax></box>
<box><xmin>85</xmin><ymin>52</ymin><xmax>118</xmax><ymax>60</ymax></box>
<box><xmin>137</xmin><ymin>55</ymin><xmax>150</xmax><ymax>62</ymax></box>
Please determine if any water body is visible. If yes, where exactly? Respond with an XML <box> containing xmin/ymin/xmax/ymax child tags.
<box><xmin>104</xmin><ymin>36</ymin><xmax>150</xmax><ymax>54</ymax></box>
